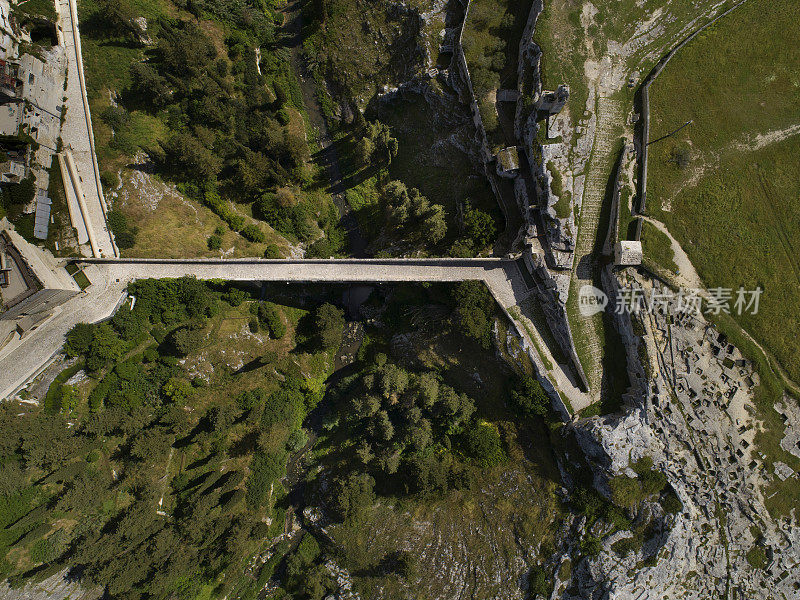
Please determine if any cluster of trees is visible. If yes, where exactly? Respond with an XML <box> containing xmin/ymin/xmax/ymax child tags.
<box><xmin>460</xmin><ymin>2</ymin><xmax>522</xmax><ymax>136</ymax></box>
<box><xmin>324</xmin><ymin>353</ymin><xmax>505</xmax><ymax>513</ymax></box>
<box><xmin>356</xmin><ymin>121</ymin><xmax>399</xmax><ymax>168</ymax></box>
<box><xmin>244</xmin><ymin>372</ymin><xmax>320</xmax><ymax>509</ymax></box>
<box><xmin>128</xmin><ymin>19</ymin><xmax>304</xmax><ymax>192</ymax></box>
<box><xmin>89</xmin><ymin>0</ymin><xmax>343</xmax><ymax>253</ymax></box>
<box><xmin>0</xmin><ymin>277</ymin><xmax>350</xmax><ymax>598</ymax></box>
<box><xmin>449</xmin><ymin>281</ymin><xmax>497</xmax><ymax>348</ymax></box>
<box><xmin>447</xmin><ymin>204</ymin><xmax>497</xmax><ymax>257</ymax></box>
<box><xmin>0</xmin><ymin>381</ymin><xmax>279</xmax><ymax>599</ymax></box>
<box><xmin>380</xmin><ymin>181</ymin><xmax>447</xmax><ymax>248</ymax></box>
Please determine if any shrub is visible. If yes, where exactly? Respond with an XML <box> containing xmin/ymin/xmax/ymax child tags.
<box><xmin>461</xmin><ymin>420</ymin><xmax>504</xmax><ymax>466</ymax></box>
<box><xmin>660</xmin><ymin>490</ymin><xmax>682</xmax><ymax>514</ymax></box>
<box><xmin>207</xmin><ymin>234</ymin><xmax>222</xmax><ymax>250</ymax></box>
<box><xmin>528</xmin><ymin>565</ymin><xmax>551</xmax><ymax>597</ymax></box>
<box><xmin>264</xmin><ymin>244</ymin><xmax>281</xmax><ymax>258</ymax></box>
<box><xmin>580</xmin><ymin>535</ymin><xmax>602</xmax><ymax>557</ymax></box>
<box><xmin>306</xmin><ymin>237</ymin><xmax>335</xmax><ymax>258</ymax></box>
<box><xmin>609</xmin><ymin>475</ymin><xmax>642</xmax><ymax>509</ymax></box>
<box><xmin>241</xmin><ymin>224</ymin><xmax>266</xmax><ymax>243</ymax></box>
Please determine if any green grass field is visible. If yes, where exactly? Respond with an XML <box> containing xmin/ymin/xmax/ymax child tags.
<box><xmin>646</xmin><ymin>0</ymin><xmax>800</xmax><ymax>517</ymax></box>
<box><xmin>648</xmin><ymin>0</ymin><xmax>800</xmax><ymax>382</ymax></box>
<box><xmin>532</xmin><ymin>0</ymin><xmax>730</xmax><ymax>130</ymax></box>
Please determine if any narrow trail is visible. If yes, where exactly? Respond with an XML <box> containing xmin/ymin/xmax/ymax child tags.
<box><xmin>281</xmin><ymin>1</ymin><xmax>369</xmax><ymax>257</ymax></box>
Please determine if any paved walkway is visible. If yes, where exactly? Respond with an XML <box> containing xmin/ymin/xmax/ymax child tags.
<box><xmin>89</xmin><ymin>258</ymin><xmax>526</xmax><ymax>306</ymax></box>
<box><xmin>57</xmin><ymin>0</ymin><xmax>116</xmax><ymax>258</ymax></box>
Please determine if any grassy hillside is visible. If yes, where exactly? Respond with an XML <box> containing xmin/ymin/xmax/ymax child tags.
<box><xmin>646</xmin><ymin>0</ymin><xmax>800</xmax><ymax>517</ymax></box>
<box><xmin>79</xmin><ymin>0</ymin><xmax>342</xmax><ymax>258</ymax></box>
<box><xmin>648</xmin><ymin>0</ymin><xmax>800</xmax><ymax>381</ymax></box>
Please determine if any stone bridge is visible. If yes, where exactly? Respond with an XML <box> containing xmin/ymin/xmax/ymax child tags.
<box><xmin>0</xmin><ymin>257</ymin><xmax>590</xmax><ymax>414</ymax></box>
<box><xmin>83</xmin><ymin>257</ymin><xmax>529</xmax><ymax>307</ymax></box>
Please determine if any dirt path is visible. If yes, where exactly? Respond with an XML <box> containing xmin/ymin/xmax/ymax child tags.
<box><xmin>281</xmin><ymin>1</ymin><xmax>369</xmax><ymax>257</ymax></box>
<box><xmin>639</xmin><ymin>215</ymin><xmax>703</xmax><ymax>290</ymax></box>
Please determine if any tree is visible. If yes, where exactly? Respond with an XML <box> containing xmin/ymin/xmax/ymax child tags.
<box><xmin>129</xmin><ymin>62</ymin><xmax>171</xmax><ymax>107</ymax></box>
<box><xmin>372</xmin><ymin>410</ymin><xmax>394</xmax><ymax>442</ymax></box>
<box><xmin>257</xmin><ymin>302</ymin><xmax>285</xmax><ymax>338</ymax></box>
<box><xmin>362</xmin><ymin>121</ymin><xmax>398</xmax><ymax>166</ymax></box>
<box><xmin>209</xmin><ymin>404</ymin><xmax>238</xmax><ymax>433</ymax></box>
<box><xmin>60</xmin><ymin>385</ymin><xmax>80</xmax><ymax>412</ymax></box>
<box><xmin>130</xmin><ymin>429</ymin><xmax>173</xmax><ymax>462</ymax></box>
<box><xmin>95</xmin><ymin>0</ymin><xmax>142</xmax><ymax>41</ymax></box>
<box><xmin>379</xmin><ymin>363</ymin><xmax>409</xmax><ymax>398</ymax></box>
<box><xmin>423</xmin><ymin>203</ymin><xmax>447</xmax><ymax>244</ymax></box>
<box><xmin>510</xmin><ymin>376</ymin><xmax>549</xmax><ymax>418</ymax></box>
<box><xmin>169</xmin><ymin>327</ymin><xmax>204</xmax><ymax>356</ymax></box>
<box><xmin>451</xmin><ymin>281</ymin><xmax>495</xmax><ymax>347</ymax></box>
<box><xmin>463</xmin><ymin>207</ymin><xmax>496</xmax><ymax>248</ymax></box>
<box><xmin>65</xmin><ymin>323</ymin><xmax>95</xmax><ymax>357</ymax></box>
<box><xmin>407</xmin><ymin>418</ymin><xmax>432</xmax><ymax>451</ymax></box>
<box><xmin>332</xmin><ymin>473</ymin><xmax>375</xmax><ymax>523</ymax></box>
<box><xmin>356</xmin><ymin>136</ymin><xmax>374</xmax><ymax>168</ymax></box>
<box><xmin>162</xmin><ymin>377</ymin><xmax>193</xmax><ymax>404</ymax></box>
<box><xmin>86</xmin><ymin>324</ymin><xmax>125</xmax><ymax>371</ymax></box>
<box><xmin>161</xmin><ymin>132</ymin><xmax>222</xmax><ymax>181</ymax></box>
<box><xmin>315</xmin><ymin>303</ymin><xmax>344</xmax><ymax>350</ymax></box>
<box><xmin>207</xmin><ymin>234</ymin><xmax>222</xmax><ymax>250</ymax></box>
<box><xmin>355</xmin><ymin>440</ymin><xmax>373</xmax><ymax>465</ymax></box>
<box><xmin>461</xmin><ymin>421</ymin><xmax>504</xmax><ymax>467</ymax></box>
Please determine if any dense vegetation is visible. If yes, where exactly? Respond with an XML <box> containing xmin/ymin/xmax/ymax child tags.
<box><xmin>460</xmin><ymin>0</ymin><xmax>532</xmax><ymax>148</ymax></box>
<box><xmin>294</xmin><ymin>0</ymin><xmax>503</xmax><ymax>256</ymax></box>
<box><xmin>0</xmin><ymin>277</ymin><xmax>341</xmax><ymax>598</ymax></box>
<box><xmin>81</xmin><ymin>0</ymin><xmax>344</xmax><ymax>257</ymax></box>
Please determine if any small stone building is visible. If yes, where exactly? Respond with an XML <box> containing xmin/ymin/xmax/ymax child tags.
<box><xmin>615</xmin><ymin>240</ymin><xmax>643</xmax><ymax>266</ymax></box>
<box><xmin>495</xmin><ymin>146</ymin><xmax>520</xmax><ymax>178</ymax></box>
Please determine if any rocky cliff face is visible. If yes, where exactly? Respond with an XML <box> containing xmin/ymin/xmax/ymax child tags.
<box><xmin>553</xmin><ymin>268</ymin><xmax>800</xmax><ymax>599</ymax></box>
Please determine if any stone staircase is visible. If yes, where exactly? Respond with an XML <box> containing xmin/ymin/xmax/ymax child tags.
<box><xmin>569</xmin><ymin>96</ymin><xmax>626</xmax><ymax>397</ymax></box>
